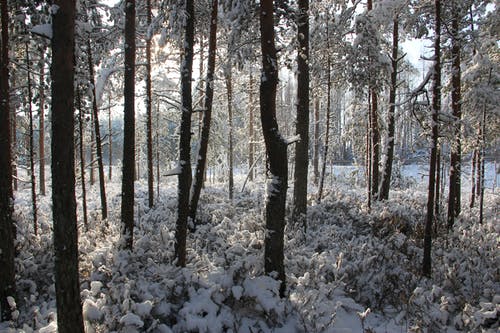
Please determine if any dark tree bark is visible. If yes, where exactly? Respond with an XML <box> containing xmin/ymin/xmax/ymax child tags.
<box><xmin>175</xmin><ymin>0</ymin><xmax>194</xmax><ymax>267</ymax></box>
<box><xmin>313</xmin><ymin>98</ymin><xmax>320</xmax><ymax>185</ymax></box>
<box><xmin>379</xmin><ymin>18</ymin><xmax>399</xmax><ymax>200</ymax></box>
<box><xmin>11</xmin><ymin>104</ymin><xmax>17</xmax><ymax>192</ymax></box>
<box><xmin>470</xmin><ymin>147</ymin><xmax>477</xmax><ymax>208</ymax></box>
<box><xmin>146</xmin><ymin>0</ymin><xmax>154</xmax><ymax>208</ymax></box>
<box><xmin>87</xmin><ymin>39</ymin><xmax>107</xmax><ymax>220</ymax></box>
<box><xmin>90</xmin><ymin>109</ymin><xmax>95</xmax><ymax>185</ymax></box>
<box><xmin>50</xmin><ymin>1</ymin><xmax>85</xmax><ymax>331</ymax></box>
<box><xmin>76</xmin><ymin>89</ymin><xmax>88</xmax><ymax>229</ymax></box>
<box><xmin>423</xmin><ymin>0</ymin><xmax>441</xmax><ymax>278</ymax></box>
<box><xmin>260</xmin><ymin>0</ymin><xmax>288</xmax><ymax>297</ymax></box>
<box><xmin>121</xmin><ymin>0</ymin><xmax>136</xmax><ymax>250</ymax></box>
<box><xmin>39</xmin><ymin>60</ymin><xmax>46</xmax><ymax>196</ymax></box>
<box><xmin>479</xmin><ymin>108</ymin><xmax>486</xmax><ymax>224</ymax></box>
<box><xmin>25</xmin><ymin>40</ymin><xmax>38</xmax><ymax>235</ymax></box>
<box><xmin>447</xmin><ymin>6</ymin><xmax>462</xmax><ymax>230</ymax></box>
<box><xmin>0</xmin><ymin>0</ymin><xmax>16</xmax><ymax>320</ymax></box>
<box><xmin>225</xmin><ymin>64</ymin><xmax>234</xmax><ymax>200</ymax></box>
<box><xmin>293</xmin><ymin>0</ymin><xmax>310</xmax><ymax>221</ymax></box>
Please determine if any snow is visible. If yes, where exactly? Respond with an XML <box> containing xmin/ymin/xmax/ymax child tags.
<box><xmin>2</xmin><ymin>163</ymin><xmax>498</xmax><ymax>332</ymax></box>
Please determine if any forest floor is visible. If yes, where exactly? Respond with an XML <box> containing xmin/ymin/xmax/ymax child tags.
<box><xmin>1</xmin><ymin>164</ymin><xmax>499</xmax><ymax>333</ymax></box>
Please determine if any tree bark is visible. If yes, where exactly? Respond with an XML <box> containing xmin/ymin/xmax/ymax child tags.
<box><xmin>108</xmin><ymin>94</ymin><xmax>112</xmax><ymax>180</ymax></box>
<box><xmin>87</xmin><ymin>39</ymin><xmax>107</xmax><ymax>220</ymax></box>
<box><xmin>313</xmin><ymin>98</ymin><xmax>320</xmax><ymax>185</ymax></box>
<box><xmin>226</xmin><ymin>64</ymin><xmax>234</xmax><ymax>200</ymax></box>
<box><xmin>293</xmin><ymin>0</ymin><xmax>310</xmax><ymax>221</ymax></box>
<box><xmin>50</xmin><ymin>1</ymin><xmax>85</xmax><ymax>331</ymax></box>
<box><xmin>146</xmin><ymin>0</ymin><xmax>154</xmax><ymax>208</ymax></box>
<box><xmin>39</xmin><ymin>60</ymin><xmax>46</xmax><ymax>196</ymax></box>
<box><xmin>379</xmin><ymin>18</ymin><xmax>399</xmax><ymax>200</ymax></box>
<box><xmin>423</xmin><ymin>0</ymin><xmax>441</xmax><ymax>278</ymax></box>
<box><xmin>370</xmin><ymin>90</ymin><xmax>380</xmax><ymax>198</ymax></box>
<box><xmin>76</xmin><ymin>89</ymin><xmax>88</xmax><ymax>229</ymax></box>
<box><xmin>175</xmin><ymin>0</ymin><xmax>194</xmax><ymax>267</ymax></box>
<box><xmin>121</xmin><ymin>0</ymin><xmax>136</xmax><ymax>250</ymax></box>
<box><xmin>25</xmin><ymin>40</ymin><xmax>38</xmax><ymax>235</ymax></box>
<box><xmin>188</xmin><ymin>0</ymin><xmax>217</xmax><ymax>222</ymax></box>
<box><xmin>0</xmin><ymin>0</ymin><xmax>16</xmax><ymax>320</ymax></box>
<box><xmin>260</xmin><ymin>0</ymin><xmax>287</xmax><ymax>297</ymax></box>
<box><xmin>447</xmin><ymin>6</ymin><xmax>462</xmax><ymax>230</ymax></box>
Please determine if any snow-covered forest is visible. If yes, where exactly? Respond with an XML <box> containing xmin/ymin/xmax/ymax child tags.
<box><xmin>0</xmin><ymin>0</ymin><xmax>499</xmax><ymax>332</ymax></box>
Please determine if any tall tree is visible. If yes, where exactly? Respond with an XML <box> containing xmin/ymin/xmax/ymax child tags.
<box><xmin>145</xmin><ymin>0</ymin><xmax>154</xmax><ymax>208</ymax></box>
<box><xmin>248</xmin><ymin>68</ymin><xmax>255</xmax><ymax>182</ymax></box>
<box><xmin>260</xmin><ymin>0</ymin><xmax>288</xmax><ymax>297</ymax></box>
<box><xmin>38</xmin><ymin>57</ymin><xmax>46</xmax><ymax>196</ymax></box>
<box><xmin>379</xmin><ymin>14</ymin><xmax>401</xmax><ymax>200</ymax></box>
<box><xmin>175</xmin><ymin>0</ymin><xmax>194</xmax><ymax>267</ymax></box>
<box><xmin>76</xmin><ymin>89</ymin><xmax>89</xmax><ymax>229</ymax></box>
<box><xmin>25</xmin><ymin>39</ymin><xmax>38</xmax><ymax>235</ymax></box>
<box><xmin>293</xmin><ymin>0</ymin><xmax>310</xmax><ymax>221</ymax></box>
<box><xmin>0</xmin><ymin>0</ymin><xmax>16</xmax><ymax>321</ymax></box>
<box><xmin>50</xmin><ymin>0</ymin><xmax>85</xmax><ymax>331</ymax></box>
<box><xmin>225</xmin><ymin>64</ymin><xmax>234</xmax><ymax>200</ymax></box>
<box><xmin>121</xmin><ymin>0</ymin><xmax>136</xmax><ymax>250</ymax></box>
<box><xmin>446</xmin><ymin>0</ymin><xmax>462</xmax><ymax>230</ymax></box>
<box><xmin>423</xmin><ymin>0</ymin><xmax>441</xmax><ymax>278</ymax></box>
<box><xmin>189</xmin><ymin>0</ymin><xmax>218</xmax><ymax>222</ymax></box>
<box><xmin>87</xmin><ymin>39</ymin><xmax>107</xmax><ymax>220</ymax></box>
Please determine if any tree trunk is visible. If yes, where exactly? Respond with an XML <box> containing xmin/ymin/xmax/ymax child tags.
<box><xmin>156</xmin><ymin>102</ymin><xmax>160</xmax><ymax>197</ymax></box>
<box><xmin>435</xmin><ymin>145</ymin><xmax>441</xmax><ymax>224</ymax></box>
<box><xmin>87</xmin><ymin>39</ymin><xmax>107</xmax><ymax>220</ymax></box>
<box><xmin>0</xmin><ymin>0</ymin><xmax>16</xmax><ymax>320</ymax></box>
<box><xmin>39</xmin><ymin>60</ymin><xmax>46</xmax><ymax>196</ymax></box>
<box><xmin>90</xmin><ymin>109</ymin><xmax>95</xmax><ymax>185</ymax></box>
<box><xmin>11</xmin><ymin>105</ymin><xmax>17</xmax><ymax>192</ymax></box>
<box><xmin>447</xmin><ymin>7</ymin><xmax>462</xmax><ymax>230</ymax></box>
<box><xmin>370</xmin><ymin>90</ymin><xmax>380</xmax><ymax>198</ymax></box>
<box><xmin>108</xmin><ymin>94</ymin><xmax>112</xmax><ymax>180</ymax></box>
<box><xmin>146</xmin><ymin>0</ymin><xmax>154</xmax><ymax>208</ymax></box>
<box><xmin>317</xmin><ymin>17</ymin><xmax>331</xmax><ymax>204</ymax></box>
<box><xmin>175</xmin><ymin>0</ymin><xmax>194</xmax><ymax>267</ymax></box>
<box><xmin>293</xmin><ymin>0</ymin><xmax>309</xmax><ymax>221</ymax></box>
<box><xmin>423</xmin><ymin>0</ymin><xmax>441</xmax><ymax>278</ymax></box>
<box><xmin>260</xmin><ymin>0</ymin><xmax>287</xmax><ymax>297</ymax></box>
<box><xmin>479</xmin><ymin>110</ymin><xmax>485</xmax><ymax>224</ymax></box>
<box><xmin>76</xmin><ymin>89</ymin><xmax>88</xmax><ymax>229</ymax></box>
<box><xmin>470</xmin><ymin>147</ymin><xmax>477</xmax><ymax>208</ymax></box>
<box><xmin>121</xmin><ymin>0</ymin><xmax>136</xmax><ymax>250</ymax></box>
<box><xmin>189</xmin><ymin>0</ymin><xmax>217</xmax><ymax>223</ymax></box>
<box><xmin>25</xmin><ymin>40</ymin><xmax>38</xmax><ymax>235</ymax></box>
<box><xmin>226</xmin><ymin>64</ymin><xmax>234</xmax><ymax>200</ymax></box>
<box><xmin>313</xmin><ymin>98</ymin><xmax>320</xmax><ymax>185</ymax></box>
<box><xmin>248</xmin><ymin>68</ymin><xmax>255</xmax><ymax>182</ymax></box>
<box><xmin>50</xmin><ymin>1</ymin><xmax>85</xmax><ymax>331</ymax></box>
<box><xmin>379</xmin><ymin>18</ymin><xmax>399</xmax><ymax>200</ymax></box>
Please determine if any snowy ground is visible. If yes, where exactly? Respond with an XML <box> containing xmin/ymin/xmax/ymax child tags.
<box><xmin>1</xmin><ymin>163</ymin><xmax>499</xmax><ymax>332</ymax></box>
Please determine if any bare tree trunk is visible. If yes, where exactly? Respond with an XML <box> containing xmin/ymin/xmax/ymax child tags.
<box><xmin>435</xmin><ymin>145</ymin><xmax>441</xmax><ymax>225</ymax></box>
<box><xmin>175</xmin><ymin>0</ymin><xmax>194</xmax><ymax>267</ymax></box>
<box><xmin>313</xmin><ymin>98</ymin><xmax>320</xmax><ymax>185</ymax></box>
<box><xmin>156</xmin><ymin>102</ymin><xmax>160</xmax><ymax>197</ymax></box>
<box><xmin>379</xmin><ymin>18</ymin><xmax>399</xmax><ymax>200</ymax></box>
<box><xmin>87</xmin><ymin>39</ymin><xmax>107</xmax><ymax>220</ymax></box>
<box><xmin>76</xmin><ymin>89</ymin><xmax>88</xmax><ymax>229</ymax></box>
<box><xmin>0</xmin><ymin>0</ymin><xmax>16</xmax><ymax>320</ymax></box>
<box><xmin>50</xmin><ymin>1</ymin><xmax>85</xmax><ymax>330</ymax></box>
<box><xmin>225</xmin><ymin>64</ymin><xmax>234</xmax><ymax>200</ymax></box>
<box><xmin>447</xmin><ymin>6</ymin><xmax>462</xmax><ymax>230</ymax></box>
<box><xmin>146</xmin><ymin>0</ymin><xmax>154</xmax><ymax>208</ymax></box>
<box><xmin>25</xmin><ymin>40</ymin><xmax>38</xmax><ymax>235</ymax></box>
<box><xmin>11</xmin><ymin>105</ymin><xmax>17</xmax><ymax>192</ymax></box>
<box><xmin>189</xmin><ymin>0</ymin><xmax>217</xmax><ymax>223</ymax></box>
<box><xmin>317</xmin><ymin>18</ymin><xmax>331</xmax><ymax>204</ymax></box>
<box><xmin>423</xmin><ymin>0</ymin><xmax>441</xmax><ymax>278</ymax></box>
<box><xmin>366</xmin><ymin>115</ymin><xmax>371</xmax><ymax>210</ymax></box>
<box><xmin>108</xmin><ymin>94</ymin><xmax>112</xmax><ymax>180</ymax></box>
<box><xmin>90</xmin><ymin>109</ymin><xmax>95</xmax><ymax>186</ymax></box>
<box><xmin>479</xmin><ymin>115</ymin><xmax>485</xmax><ymax>224</ymax></box>
<box><xmin>470</xmin><ymin>147</ymin><xmax>477</xmax><ymax>208</ymax></box>
<box><xmin>39</xmin><ymin>60</ymin><xmax>46</xmax><ymax>196</ymax></box>
<box><xmin>293</xmin><ymin>0</ymin><xmax>310</xmax><ymax>221</ymax></box>
<box><xmin>121</xmin><ymin>0</ymin><xmax>136</xmax><ymax>250</ymax></box>
<box><xmin>260</xmin><ymin>0</ymin><xmax>287</xmax><ymax>297</ymax></box>
<box><xmin>371</xmin><ymin>90</ymin><xmax>380</xmax><ymax>198</ymax></box>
